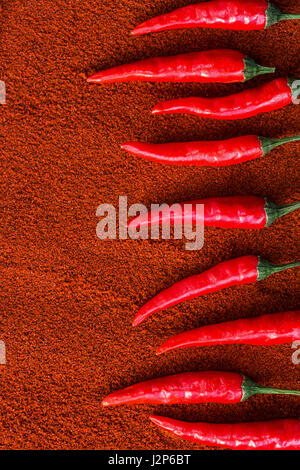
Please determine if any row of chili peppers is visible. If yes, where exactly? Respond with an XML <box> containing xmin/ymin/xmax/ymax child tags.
<box><xmin>88</xmin><ymin>60</ymin><xmax>300</xmax><ymax>125</ymax></box>
<box><xmin>89</xmin><ymin>1</ymin><xmax>300</xmax><ymax>450</ymax></box>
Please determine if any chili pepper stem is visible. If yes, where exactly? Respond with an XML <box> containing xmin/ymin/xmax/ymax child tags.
<box><xmin>259</xmin><ymin>135</ymin><xmax>300</xmax><ymax>155</ymax></box>
<box><xmin>242</xmin><ymin>376</ymin><xmax>300</xmax><ymax>400</ymax></box>
<box><xmin>243</xmin><ymin>57</ymin><xmax>275</xmax><ymax>82</ymax></box>
<box><xmin>279</xmin><ymin>15</ymin><xmax>300</xmax><ymax>20</ymax></box>
<box><xmin>257</xmin><ymin>258</ymin><xmax>300</xmax><ymax>281</ymax></box>
<box><xmin>266</xmin><ymin>4</ymin><xmax>300</xmax><ymax>28</ymax></box>
<box><xmin>265</xmin><ymin>200</ymin><xmax>300</xmax><ymax>226</ymax></box>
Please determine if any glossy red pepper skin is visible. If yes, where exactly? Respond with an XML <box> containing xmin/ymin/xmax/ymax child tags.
<box><xmin>157</xmin><ymin>311</ymin><xmax>300</xmax><ymax>354</ymax></box>
<box><xmin>133</xmin><ymin>0</ymin><xmax>267</xmax><ymax>34</ymax></box>
<box><xmin>87</xmin><ymin>50</ymin><xmax>273</xmax><ymax>84</ymax></box>
<box><xmin>152</xmin><ymin>78</ymin><xmax>293</xmax><ymax>120</ymax></box>
<box><xmin>132</xmin><ymin>1</ymin><xmax>300</xmax><ymax>35</ymax></box>
<box><xmin>150</xmin><ymin>416</ymin><xmax>300</xmax><ymax>450</ymax></box>
<box><xmin>133</xmin><ymin>256</ymin><xmax>258</xmax><ymax>326</ymax></box>
<box><xmin>123</xmin><ymin>136</ymin><xmax>263</xmax><ymax>166</ymax></box>
<box><xmin>133</xmin><ymin>256</ymin><xmax>300</xmax><ymax>326</ymax></box>
<box><xmin>127</xmin><ymin>196</ymin><xmax>300</xmax><ymax>230</ymax></box>
<box><xmin>102</xmin><ymin>371</ymin><xmax>300</xmax><ymax>406</ymax></box>
<box><xmin>128</xmin><ymin>196</ymin><xmax>265</xmax><ymax>229</ymax></box>
<box><xmin>102</xmin><ymin>372</ymin><xmax>244</xmax><ymax>406</ymax></box>
<box><xmin>122</xmin><ymin>134</ymin><xmax>300</xmax><ymax>167</ymax></box>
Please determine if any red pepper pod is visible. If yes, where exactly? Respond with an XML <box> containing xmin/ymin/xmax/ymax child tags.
<box><xmin>152</xmin><ymin>78</ymin><xmax>299</xmax><ymax>120</ymax></box>
<box><xmin>157</xmin><ymin>311</ymin><xmax>300</xmax><ymax>355</ymax></box>
<box><xmin>150</xmin><ymin>415</ymin><xmax>300</xmax><ymax>450</ymax></box>
<box><xmin>132</xmin><ymin>1</ymin><xmax>300</xmax><ymax>35</ymax></box>
<box><xmin>102</xmin><ymin>371</ymin><xmax>300</xmax><ymax>407</ymax></box>
<box><xmin>127</xmin><ymin>196</ymin><xmax>300</xmax><ymax>230</ymax></box>
<box><xmin>133</xmin><ymin>256</ymin><xmax>300</xmax><ymax>326</ymax></box>
<box><xmin>87</xmin><ymin>50</ymin><xmax>274</xmax><ymax>84</ymax></box>
<box><xmin>122</xmin><ymin>134</ymin><xmax>300</xmax><ymax>167</ymax></box>
<box><xmin>102</xmin><ymin>372</ymin><xmax>244</xmax><ymax>406</ymax></box>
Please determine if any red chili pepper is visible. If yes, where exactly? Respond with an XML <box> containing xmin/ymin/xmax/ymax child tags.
<box><xmin>152</xmin><ymin>78</ymin><xmax>300</xmax><ymax>120</ymax></box>
<box><xmin>133</xmin><ymin>256</ymin><xmax>300</xmax><ymax>326</ymax></box>
<box><xmin>122</xmin><ymin>134</ymin><xmax>300</xmax><ymax>167</ymax></box>
<box><xmin>127</xmin><ymin>196</ymin><xmax>300</xmax><ymax>230</ymax></box>
<box><xmin>150</xmin><ymin>415</ymin><xmax>300</xmax><ymax>450</ymax></box>
<box><xmin>102</xmin><ymin>371</ymin><xmax>300</xmax><ymax>406</ymax></box>
<box><xmin>132</xmin><ymin>1</ymin><xmax>300</xmax><ymax>35</ymax></box>
<box><xmin>157</xmin><ymin>311</ymin><xmax>300</xmax><ymax>355</ymax></box>
<box><xmin>87</xmin><ymin>50</ymin><xmax>274</xmax><ymax>84</ymax></box>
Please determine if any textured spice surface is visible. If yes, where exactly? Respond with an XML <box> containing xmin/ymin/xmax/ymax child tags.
<box><xmin>0</xmin><ymin>0</ymin><xmax>299</xmax><ymax>450</ymax></box>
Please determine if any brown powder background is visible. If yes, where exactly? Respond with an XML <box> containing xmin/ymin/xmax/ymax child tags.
<box><xmin>0</xmin><ymin>0</ymin><xmax>299</xmax><ymax>450</ymax></box>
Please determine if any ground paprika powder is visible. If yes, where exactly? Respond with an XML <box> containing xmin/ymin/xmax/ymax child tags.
<box><xmin>0</xmin><ymin>0</ymin><xmax>299</xmax><ymax>451</ymax></box>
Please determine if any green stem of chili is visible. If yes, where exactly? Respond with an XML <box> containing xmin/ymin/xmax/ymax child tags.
<box><xmin>265</xmin><ymin>201</ymin><xmax>300</xmax><ymax>226</ymax></box>
<box><xmin>257</xmin><ymin>258</ymin><xmax>300</xmax><ymax>281</ymax></box>
<box><xmin>259</xmin><ymin>135</ymin><xmax>300</xmax><ymax>155</ymax></box>
<box><xmin>243</xmin><ymin>57</ymin><xmax>275</xmax><ymax>82</ymax></box>
<box><xmin>266</xmin><ymin>4</ymin><xmax>300</xmax><ymax>28</ymax></box>
<box><xmin>242</xmin><ymin>376</ymin><xmax>300</xmax><ymax>401</ymax></box>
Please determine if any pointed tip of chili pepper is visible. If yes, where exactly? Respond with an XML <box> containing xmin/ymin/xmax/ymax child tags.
<box><xmin>150</xmin><ymin>415</ymin><xmax>177</xmax><ymax>431</ymax></box>
<box><xmin>155</xmin><ymin>348</ymin><xmax>164</xmax><ymax>356</ymax></box>
<box><xmin>151</xmin><ymin>106</ymin><xmax>163</xmax><ymax>115</ymax></box>
<box><xmin>87</xmin><ymin>74</ymin><xmax>99</xmax><ymax>83</ymax></box>
<box><xmin>133</xmin><ymin>303</ymin><xmax>155</xmax><ymax>325</ymax></box>
<box><xmin>156</xmin><ymin>343</ymin><xmax>170</xmax><ymax>355</ymax></box>
<box><xmin>156</xmin><ymin>338</ymin><xmax>183</xmax><ymax>355</ymax></box>
<box><xmin>130</xmin><ymin>27</ymin><xmax>143</xmax><ymax>36</ymax></box>
<box><xmin>152</xmin><ymin>102</ymin><xmax>177</xmax><ymax>115</ymax></box>
<box><xmin>87</xmin><ymin>72</ymin><xmax>117</xmax><ymax>83</ymax></box>
<box><xmin>102</xmin><ymin>392</ymin><xmax>124</xmax><ymax>407</ymax></box>
<box><xmin>121</xmin><ymin>142</ymin><xmax>133</xmax><ymax>152</ymax></box>
<box><xmin>122</xmin><ymin>142</ymin><xmax>155</xmax><ymax>162</ymax></box>
<box><xmin>132</xmin><ymin>315</ymin><xmax>143</xmax><ymax>327</ymax></box>
<box><xmin>150</xmin><ymin>415</ymin><xmax>163</xmax><ymax>425</ymax></box>
<box><xmin>101</xmin><ymin>397</ymin><xmax>111</xmax><ymax>407</ymax></box>
<box><xmin>127</xmin><ymin>217</ymin><xmax>144</xmax><ymax>230</ymax></box>
<box><xmin>151</xmin><ymin>104</ymin><xmax>168</xmax><ymax>114</ymax></box>
<box><xmin>131</xmin><ymin>21</ymin><xmax>154</xmax><ymax>36</ymax></box>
